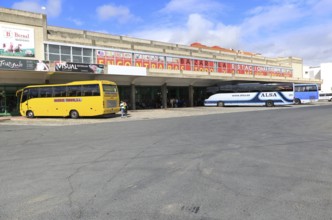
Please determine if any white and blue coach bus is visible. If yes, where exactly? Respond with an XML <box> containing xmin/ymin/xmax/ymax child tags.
<box><xmin>204</xmin><ymin>82</ymin><xmax>294</xmax><ymax>107</ymax></box>
<box><xmin>294</xmin><ymin>84</ymin><xmax>319</xmax><ymax>104</ymax></box>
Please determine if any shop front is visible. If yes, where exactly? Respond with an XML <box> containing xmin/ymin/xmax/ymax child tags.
<box><xmin>0</xmin><ymin>85</ymin><xmax>24</xmax><ymax>116</ymax></box>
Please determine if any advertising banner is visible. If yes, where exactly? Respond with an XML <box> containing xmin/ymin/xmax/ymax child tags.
<box><xmin>0</xmin><ymin>58</ymin><xmax>49</xmax><ymax>71</ymax></box>
<box><xmin>217</xmin><ymin>62</ymin><xmax>234</xmax><ymax>74</ymax></box>
<box><xmin>166</xmin><ymin>57</ymin><xmax>180</xmax><ymax>70</ymax></box>
<box><xmin>95</xmin><ymin>49</ymin><xmax>293</xmax><ymax>77</ymax></box>
<box><xmin>193</xmin><ymin>59</ymin><xmax>214</xmax><ymax>72</ymax></box>
<box><xmin>55</xmin><ymin>62</ymin><xmax>104</xmax><ymax>74</ymax></box>
<box><xmin>0</xmin><ymin>24</ymin><xmax>35</xmax><ymax>57</ymax></box>
<box><xmin>97</xmin><ymin>50</ymin><xmax>132</xmax><ymax>66</ymax></box>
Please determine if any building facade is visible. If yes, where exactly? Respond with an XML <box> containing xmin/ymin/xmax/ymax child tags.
<box><xmin>304</xmin><ymin>64</ymin><xmax>332</xmax><ymax>93</ymax></box>
<box><xmin>0</xmin><ymin>7</ymin><xmax>321</xmax><ymax>116</ymax></box>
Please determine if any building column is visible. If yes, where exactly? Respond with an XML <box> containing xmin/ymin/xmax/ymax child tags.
<box><xmin>189</xmin><ymin>85</ymin><xmax>194</xmax><ymax>107</ymax></box>
<box><xmin>161</xmin><ymin>83</ymin><xmax>167</xmax><ymax>109</ymax></box>
<box><xmin>130</xmin><ymin>84</ymin><xmax>136</xmax><ymax>110</ymax></box>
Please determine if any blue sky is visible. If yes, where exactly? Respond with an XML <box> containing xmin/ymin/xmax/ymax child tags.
<box><xmin>1</xmin><ymin>0</ymin><xmax>332</xmax><ymax>66</ymax></box>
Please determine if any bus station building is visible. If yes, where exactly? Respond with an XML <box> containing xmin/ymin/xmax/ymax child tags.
<box><xmin>0</xmin><ymin>7</ymin><xmax>321</xmax><ymax>116</ymax></box>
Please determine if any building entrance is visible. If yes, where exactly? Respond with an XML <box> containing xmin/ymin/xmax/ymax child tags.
<box><xmin>0</xmin><ymin>86</ymin><xmax>23</xmax><ymax>116</ymax></box>
<box><xmin>167</xmin><ymin>86</ymin><xmax>189</xmax><ymax>108</ymax></box>
<box><xmin>193</xmin><ymin>87</ymin><xmax>208</xmax><ymax>106</ymax></box>
<box><xmin>118</xmin><ymin>85</ymin><xmax>208</xmax><ymax>110</ymax></box>
<box><xmin>135</xmin><ymin>86</ymin><xmax>162</xmax><ymax>109</ymax></box>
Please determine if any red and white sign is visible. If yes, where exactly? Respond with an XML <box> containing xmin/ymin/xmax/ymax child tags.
<box><xmin>0</xmin><ymin>23</ymin><xmax>35</xmax><ymax>57</ymax></box>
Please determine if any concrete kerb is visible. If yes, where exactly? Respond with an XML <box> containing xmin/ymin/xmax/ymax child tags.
<box><xmin>0</xmin><ymin>117</ymin><xmax>11</xmax><ymax>122</ymax></box>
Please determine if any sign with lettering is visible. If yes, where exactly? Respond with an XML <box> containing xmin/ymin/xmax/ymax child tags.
<box><xmin>55</xmin><ymin>62</ymin><xmax>104</xmax><ymax>73</ymax></box>
<box><xmin>0</xmin><ymin>23</ymin><xmax>35</xmax><ymax>57</ymax></box>
<box><xmin>0</xmin><ymin>58</ymin><xmax>48</xmax><ymax>71</ymax></box>
<box><xmin>54</xmin><ymin>98</ymin><xmax>82</xmax><ymax>102</ymax></box>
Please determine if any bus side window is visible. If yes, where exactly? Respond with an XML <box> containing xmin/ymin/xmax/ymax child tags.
<box><xmin>40</xmin><ymin>87</ymin><xmax>53</xmax><ymax>97</ymax></box>
<box><xmin>82</xmin><ymin>85</ymin><xmax>92</xmax><ymax>96</ymax></box>
<box><xmin>83</xmin><ymin>84</ymin><xmax>100</xmax><ymax>96</ymax></box>
<box><xmin>53</xmin><ymin>86</ymin><xmax>66</xmax><ymax>97</ymax></box>
<box><xmin>94</xmin><ymin>85</ymin><xmax>100</xmax><ymax>96</ymax></box>
<box><xmin>22</xmin><ymin>89</ymin><xmax>29</xmax><ymax>102</ymax></box>
<box><xmin>29</xmin><ymin>88</ymin><xmax>39</xmax><ymax>99</ymax></box>
<box><xmin>92</xmin><ymin>85</ymin><xmax>100</xmax><ymax>96</ymax></box>
<box><xmin>67</xmin><ymin>86</ymin><xmax>82</xmax><ymax>97</ymax></box>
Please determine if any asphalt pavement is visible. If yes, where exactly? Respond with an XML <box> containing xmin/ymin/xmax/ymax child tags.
<box><xmin>1</xmin><ymin>102</ymin><xmax>330</xmax><ymax>126</ymax></box>
<box><xmin>1</xmin><ymin>102</ymin><xmax>332</xmax><ymax>219</ymax></box>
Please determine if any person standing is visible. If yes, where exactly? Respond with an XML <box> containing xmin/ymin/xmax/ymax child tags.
<box><xmin>120</xmin><ymin>101</ymin><xmax>128</xmax><ymax>118</ymax></box>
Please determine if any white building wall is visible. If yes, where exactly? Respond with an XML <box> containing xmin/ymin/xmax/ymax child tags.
<box><xmin>303</xmin><ymin>66</ymin><xmax>320</xmax><ymax>79</ymax></box>
<box><xmin>321</xmin><ymin>63</ymin><xmax>332</xmax><ymax>92</ymax></box>
<box><xmin>303</xmin><ymin>66</ymin><xmax>310</xmax><ymax>79</ymax></box>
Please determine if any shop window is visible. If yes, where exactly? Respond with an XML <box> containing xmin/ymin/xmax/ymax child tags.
<box><xmin>72</xmin><ymin>47</ymin><xmax>82</xmax><ymax>55</ymax></box>
<box><xmin>83</xmin><ymin>48</ymin><xmax>92</xmax><ymax>56</ymax></box>
<box><xmin>49</xmin><ymin>54</ymin><xmax>60</xmax><ymax>62</ymax></box>
<box><xmin>61</xmin><ymin>54</ymin><xmax>71</xmax><ymax>62</ymax></box>
<box><xmin>49</xmin><ymin>45</ymin><xmax>60</xmax><ymax>53</ymax></box>
<box><xmin>83</xmin><ymin>56</ymin><xmax>92</xmax><ymax>64</ymax></box>
<box><xmin>61</xmin><ymin>46</ymin><xmax>71</xmax><ymax>55</ymax></box>
<box><xmin>73</xmin><ymin>56</ymin><xmax>82</xmax><ymax>63</ymax></box>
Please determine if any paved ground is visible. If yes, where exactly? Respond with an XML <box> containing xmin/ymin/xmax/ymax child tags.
<box><xmin>0</xmin><ymin>107</ymin><xmax>284</xmax><ymax>126</ymax></box>
<box><xmin>0</xmin><ymin>102</ymin><xmax>331</xmax><ymax>126</ymax></box>
<box><xmin>1</xmin><ymin>102</ymin><xmax>332</xmax><ymax>219</ymax></box>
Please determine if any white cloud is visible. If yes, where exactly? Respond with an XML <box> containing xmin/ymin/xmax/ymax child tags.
<box><xmin>96</xmin><ymin>4</ymin><xmax>138</xmax><ymax>24</ymax></box>
<box><xmin>67</xmin><ymin>17</ymin><xmax>83</xmax><ymax>26</ymax></box>
<box><xmin>12</xmin><ymin>1</ymin><xmax>43</xmax><ymax>13</ymax></box>
<box><xmin>311</xmin><ymin>0</ymin><xmax>332</xmax><ymax>16</ymax></box>
<box><xmin>161</xmin><ymin>0</ymin><xmax>224</xmax><ymax>14</ymax></box>
<box><xmin>132</xmin><ymin>0</ymin><xmax>332</xmax><ymax>66</ymax></box>
<box><xmin>131</xmin><ymin>14</ymin><xmax>240</xmax><ymax>49</ymax></box>
<box><xmin>238</xmin><ymin>0</ymin><xmax>332</xmax><ymax>65</ymax></box>
<box><xmin>45</xmin><ymin>0</ymin><xmax>61</xmax><ymax>17</ymax></box>
<box><xmin>12</xmin><ymin>0</ymin><xmax>62</xmax><ymax>17</ymax></box>
<box><xmin>256</xmin><ymin>23</ymin><xmax>332</xmax><ymax>66</ymax></box>
<box><xmin>242</xmin><ymin>3</ymin><xmax>304</xmax><ymax>37</ymax></box>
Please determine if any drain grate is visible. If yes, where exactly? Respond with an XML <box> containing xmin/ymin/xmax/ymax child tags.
<box><xmin>181</xmin><ymin>205</ymin><xmax>200</xmax><ymax>214</ymax></box>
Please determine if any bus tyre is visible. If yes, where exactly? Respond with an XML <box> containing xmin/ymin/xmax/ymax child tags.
<box><xmin>266</xmin><ymin>101</ymin><xmax>274</xmax><ymax>107</ymax></box>
<box><xmin>217</xmin><ymin>102</ymin><xmax>224</xmax><ymax>107</ymax></box>
<box><xmin>294</xmin><ymin>98</ymin><xmax>301</xmax><ymax>105</ymax></box>
<box><xmin>26</xmin><ymin>110</ymin><xmax>34</xmax><ymax>118</ymax></box>
<box><xmin>70</xmin><ymin>110</ymin><xmax>79</xmax><ymax>119</ymax></box>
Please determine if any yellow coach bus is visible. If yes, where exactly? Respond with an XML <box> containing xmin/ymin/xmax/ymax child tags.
<box><xmin>16</xmin><ymin>80</ymin><xmax>120</xmax><ymax>118</ymax></box>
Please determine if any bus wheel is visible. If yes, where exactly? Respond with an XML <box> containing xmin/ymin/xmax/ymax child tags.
<box><xmin>70</xmin><ymin>110</ymin><xmax>79</xmax><ymax>119</ymax></box>
<box><xmin>217</xmin><ymin>102</ymin><xmax>224</xmax><ymax>107</ymax></box>
<box><xmin>266</xmin><ymin>100</ymin><xmax>274</xmax><ymax>107</ymax></box>
<box><xmin>26</xmin><ymin>110</ymin><xmax>34</xmax><ymax>118</ymax></box>
<box><xmin>294</xmin><ymin>98</ymin><xmax>301</xmax><ymax>105</ymax></box>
